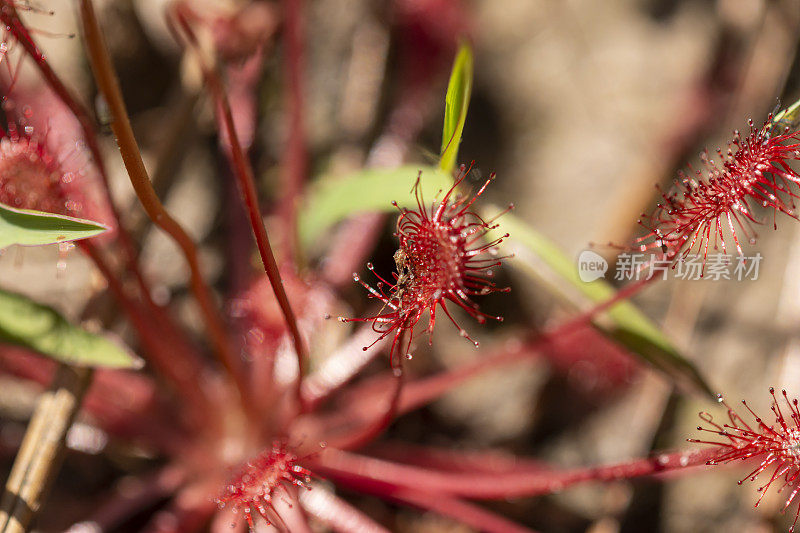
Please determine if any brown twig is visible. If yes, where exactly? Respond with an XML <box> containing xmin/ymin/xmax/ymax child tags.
<box><xmin>0</xmin><ymin>364</ymin><xmax>91</xmax><ymax>533</ymax></box>
<box><xmin>76</xmin><ymin>0</ymin><xmax>250</xmax><ymax>404</ymax></box>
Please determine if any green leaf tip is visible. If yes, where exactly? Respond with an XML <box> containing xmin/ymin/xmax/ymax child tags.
<box><xmin>0</xmin><ymin>202</ymin><xmax>108</xmax><ymax>249</ymax></box>
<box><xmin>439</xmin><ymin>41</ymin><xmax>474</xmax><ymax>174</ymax></box>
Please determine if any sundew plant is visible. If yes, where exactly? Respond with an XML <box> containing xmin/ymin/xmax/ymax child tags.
<box><xmin>3</xmin><ymin>1</ymin><xmax>800</xmax><ymax>532</ymax></box>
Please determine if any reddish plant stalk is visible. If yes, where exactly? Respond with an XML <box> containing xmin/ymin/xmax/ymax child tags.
<box><xmin>351</xmin><ymin>483</ymin><xmax>536</xmax><ymax>533</ymax></box>
<box><xmin>279</xmin><ymin>0</ymin><xmax>308</xmax><ymax>256</ymax></box>
<box><xmin>310</xmin><ymin>446</ymin><xmax>720</xmax><ymax>501</ymax></box>
<box><xmin>79</xmin><ymin>242</ymin><xmax>212</xmax><ymax>428</ymax></box>
<box><xmin>364</xmin><ymin>442</ymin><xmax>549</xmax><ymax>474</ymax></box>
<box><xmin>77</xmin><ymin>0</ymin><xmax>250</xmax><ymax>406</ymax></box>
<box><xmin>169</xmin><ymin>3</ymin><xmax>309</xmax><ymax>403</ymax></box>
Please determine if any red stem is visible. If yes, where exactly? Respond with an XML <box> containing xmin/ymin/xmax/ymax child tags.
<box><xmin>310</xmin><ymin>446</ymin><xmax>721</xmax><ymax>501</ymax></box>
<box><xmin>364</xmin><ymin>441</ymin><xmax>549</xmax><ymax>474</ymax></box>
<box><xmin>279</xmin><ymin>0</ymin><xmax>307</xmax><ymax>256</ymax></box>
<box><xmin>169</xmin><ymin>3</ymin><xmax>309</xmax><ymax>405</ymax></box>
<box><xmin>79</xmin><ymin>241</ymin><xmax>212</xmax><ymax>428</ymax></box>
<box><xmin>389</xmin><ymin>489</ymin><xmax>537</xmax><ymax>533</ymax></box>
<box><xmin>78</xmin><ymin>0</ymin><xmax>252</xmax><ymax>411</ymax></box>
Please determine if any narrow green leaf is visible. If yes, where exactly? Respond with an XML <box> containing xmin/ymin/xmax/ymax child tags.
<box><xmin>0</xmin><ymin>289</ymin><xmax>142</xmax><ymax>369</ymax></box>
<box><xmin>0</xmin><ymin>202</ymin><xmax>107</xmax><ymax>249</ymax></box>
<box><xmin>299</xmin><ymin>165</ymin><xmax>453</xmax><ymax>250</ymax></box>
<box><xmin>487</xmin><ymin>207</ymin><xmax>713</xmax><ymax>398</ymax></box>
<box><xmin>439</xmin><ymin>42</ymin><xmax>473</xmax><ymax>174</ymax></box>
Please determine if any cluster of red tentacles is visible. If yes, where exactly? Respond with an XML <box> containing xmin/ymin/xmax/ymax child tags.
<box><xmin>342</xmin><ymin>164</ymin><xmax>511</xmax><ymax>366</ymax></box>
<box><xmin>636</xmin><ymin>117</ymin><xmax>800</xmax><ymax>269</ymax></box>
<box><xmin>216</xmin><ymin>441</ymin><xmax>313</xmax><ymax>529</ymax></box>
<box><xmin>690</xmin><ymin>388</ymin><xmax>800</xmax><ymax>531</ymax></box>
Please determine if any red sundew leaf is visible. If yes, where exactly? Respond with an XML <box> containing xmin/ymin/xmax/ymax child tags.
<box><xmin>341</xmin><ymin>164</ymin><xmax>511</xmax><ymax>366</ymax></box>
<box><xmin>216</xmin><ymin>441</ymin><xmax>313</xmax><ymax>529</ymax></box>
<box><xmin>635</xmin><ymin>116</ymin><xmax>800</xmax><ymax>270</ymax></box>
<box><xmin>691</xmin><ymin>388</ymin><xmax>800</xmax><ymax>532</ymax></box>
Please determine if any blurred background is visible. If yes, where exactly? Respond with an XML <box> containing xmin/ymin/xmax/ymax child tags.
<box><xmin>4</xmin><ymin>0</ymin><xmax>800</xmax><ymax>531</ymax></box>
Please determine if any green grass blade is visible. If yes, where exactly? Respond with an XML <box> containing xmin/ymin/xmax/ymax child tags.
<box><xmin>488</xmin><ymin>207</ymin><xmax>713</xmax><ymax>398</ymax></box>
<box><xmin>299</xmin><ymin>165</ymin><xmax>453</xmax><ymax>250</ymax></box>
<box><xmin>439</xmin><ymin>42</ymin><xmax>473</xmax><ymax>174</ymax></box>
<box><xmin>0</xmin><ymin>289</ymin><xmax>142</xmax><ymax>369</ymax></box>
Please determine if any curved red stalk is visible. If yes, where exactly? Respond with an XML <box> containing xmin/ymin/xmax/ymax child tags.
<box><xmin>168</xmin><ymin>3</ymin><xmax>309</xmax><ymax>406</ymax></box>
<box><xmin>309</xmin><ymin>447</ymin><xmax>720</xmax><ymax>501</ymax></box>
<box><xmin>77</xmin><ymin>0</ymin><xmax>254</xmax><ymax>416</ymax></box>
